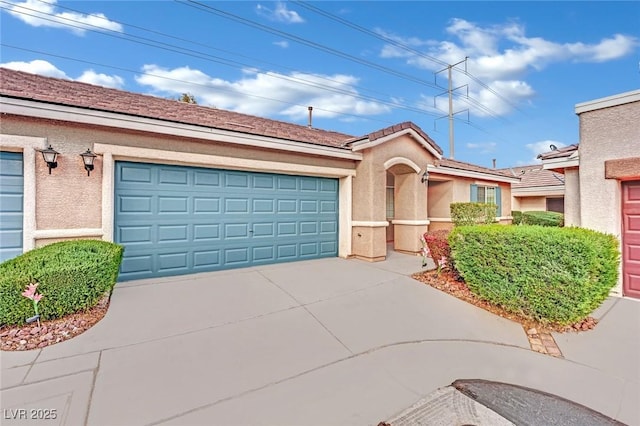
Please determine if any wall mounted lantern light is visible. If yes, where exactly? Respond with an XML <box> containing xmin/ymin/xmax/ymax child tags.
<box><xmin>80</xmin><ymin>149</ymin><xmax>97</xmax><ymax>176</ymax></box>
<box><xmin>39</xmin><ymin>145</ymin><xmax>59</xmax><ymax>174</ymax></box>
<box><xmin>421</xmin><ymin>168</ymin><xmax>429</xmax><ymax>185</ymax></box>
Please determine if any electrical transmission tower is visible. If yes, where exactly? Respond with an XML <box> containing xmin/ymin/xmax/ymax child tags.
<box><xmin>434</xmin><ymin>57</ymin><xmax>469</xmax><ymax>159</ymax></box>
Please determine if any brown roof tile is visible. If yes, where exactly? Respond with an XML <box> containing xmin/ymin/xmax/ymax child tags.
<box><xmin>364</xmin><ymin>121</ymin><xmax>443</xmax><ymax>155</ymax></box>
<box><xmin>503</xmin><ymin>165</ymin><xmax>565</xmax><ymax>188</ymax></box>
<box><xmin>537</xmin><ymin>144</ymin><xmax>579</xmax><ymax>160</ymax></box>
<box><xmin>0</xmin><ymin>68</ymin><xmax>354</xmax><ymax>149</ymax></box>
<box><xmin>437</xmin><ymin>158</ymin><xmax>517</xmax><ymax>179</ymax></box>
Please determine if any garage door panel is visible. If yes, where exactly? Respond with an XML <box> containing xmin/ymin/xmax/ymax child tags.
<box><xmin>0</xmin><ymin>152</ymin><xmax>24</xmax><ymax>263</ymax></box>
<box><xmin>158</xmin><ymin>168</ymin><xmax>188</xmax><ymax>185</ymax></box>
<box><xmin>193</xmin><ymin>249</ymin><xmax>221</xmax><ymax>268</ymax></box>
<box><xmin>194</xmin><ymin>224</ymin><xmax>220</xmax><ymax>240</ymax></box>
<box><xmin>115</xmin><ymin>162</ymin><xmax>338</xmax><ymax>280</ymax></box>
<box><xmin>120</xmin><ymin>164</ymin><xmax>152</xmax><ymax>183</ymax></box>
<box><xmin>253</xmin><ymin>175</ymin><xmax>275</xmax><ymax>189</ymax></box>
<box><xmin>300</xmin><ymin>242</ymin><xmax>319</xmax><ymax>257</ymax></box>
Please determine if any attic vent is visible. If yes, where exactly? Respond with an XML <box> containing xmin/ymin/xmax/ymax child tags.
<box><xmin>225</xmin><ymin>121</ymin><xmax>254</xmax><ymax>129</ymax></box>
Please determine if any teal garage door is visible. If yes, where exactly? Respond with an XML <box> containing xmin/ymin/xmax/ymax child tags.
<box><xmin>0</xmin><ymin>152</ymin><xmax>24</xmax><ymax>263</ymax></box>
<box><xmin>114</xmin><ymin>161</ymin><xmax>339</xmax><ymax>281</ymax></box>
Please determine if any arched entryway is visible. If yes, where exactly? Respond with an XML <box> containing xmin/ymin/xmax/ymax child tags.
<box><xmin>384</xmin><ymin>157</ymin><xmax>428</xmax><ymax>254</ymax></box>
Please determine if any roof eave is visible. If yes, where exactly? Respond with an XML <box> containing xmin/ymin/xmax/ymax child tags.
<box><xmin>351</xmin><ymin>128</ymin><xmax>443</xmax><ymax>159</ymax></box>
<box><xmin>427</xmin><ymin>164</ymin><xmax>521</xmax><ymax>184</ymax></box>
<box><xmin>1</xmin><ymin>96</ymin><xmax>363</xmax><ymax>161</ymax></box>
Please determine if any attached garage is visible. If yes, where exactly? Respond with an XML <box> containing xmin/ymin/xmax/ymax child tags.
<box><xmin>0</xmin><ymin>151</ymin><xmax>23</xmax><ymax>263</ymax></box>
<box><xmin>114</xmin><ymin>161</ymin><xmax>339</xmax><ymax>280</ymax></box>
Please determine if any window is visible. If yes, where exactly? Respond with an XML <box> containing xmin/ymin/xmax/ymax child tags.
<box><xmin>470</xmin><ymin>184</ymin><xmax>502</xmax><ymax>217</ymax></box>
<box><xmin>386</xmin><ymin>173</ymin><xmax>395</xmax><ymax>219</ymax></box>
<box><xmin>477</xmin><ymin>186</ymin><xmax>496</xmax><ymax>204</ymax></box>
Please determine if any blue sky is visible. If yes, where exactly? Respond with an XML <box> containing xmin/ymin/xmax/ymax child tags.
<box><xmin>1</xmin><ymin>1</ymin><xmax>639</xmax><ymax>167</ymax></box>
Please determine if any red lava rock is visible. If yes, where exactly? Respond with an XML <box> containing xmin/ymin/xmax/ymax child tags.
<box><xmin>1</xmin><ymin>295</ymin><xmax>110</xmax><ymax>351</ymax></box>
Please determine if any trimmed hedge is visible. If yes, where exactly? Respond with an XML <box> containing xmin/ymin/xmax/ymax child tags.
<box><xmin>450</xmin><ymin>202</ymin><xmax>496</xmax><ymax>227</ymax></box>
<box><xmin>513</xmin><ymin>210</ymin><xmax>564</xmax><ymax>227</ymax></box>
<box><xmin>449</xmin><ymin>225</ymin><xmax>619</xmax><ymax>325</ymax></box>
<box><xmin>0</xmin><ymin>240</ymin><xmax>123</xmax><ymax>326</ymax></box>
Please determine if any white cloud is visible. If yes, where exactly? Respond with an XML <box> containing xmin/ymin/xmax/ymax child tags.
<box><xmin>466</xmin><ymin>142</ymin><xmax>497</xmax><ymax>153</ymax></box>
<box><xmin>0</xmin><ymin>59</ymin><xmax>69</xmax><ymax>78</ymax></box>
<box><xmin>525</xmin><ymin>140</ymin><xmax>566</xmax><ymax>162</ymax></box>
<box><xmin>77</xmin><ymin>70</ymin><xmax>124</xmax><ymax>89</ymax></box>
<box><xmin>135</xmin><ymin>64</ymin><xmax>389</xmax><ymax>120</ymax></box>
<box><xmin>4</xmin><ymin>0</ymin><xmax>123</xmax><ymax>34</ymax></box>
<box><xmin>273</xmin><ymin>40</ymin><xmax>289</xmax><ymax>48</ymax></box>
<box><xmin>0</xmin><ymin>59</ymin><xmax>125</xmax><ymax>89</ymax></box>
<box><xmin>378</xmin><ymin>19</ymin><xmax>638</xmax><ymax>117</ymax></box>
<box><xmin>256</xmin><ymin>2</ymin><xmax>304</xmax><ymax>24</ymax></box>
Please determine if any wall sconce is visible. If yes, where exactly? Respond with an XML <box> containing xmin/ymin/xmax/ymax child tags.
<box><xmin>39</xmin><ymin>145</ymin><xmax>59</xmax><ymax>174</ymax></box>
<box><xmin>80</xmin><ymin>149</ymin><xmax>97</xmax><ymax>176</ymax></box>
<box><xmin>421</xmin><ymin>169</ymin><xmax>429</xmax><ymax>184</ymax></box>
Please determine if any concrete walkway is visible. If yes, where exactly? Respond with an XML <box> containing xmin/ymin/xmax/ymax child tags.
<box><xmin>1</xmin><ymin>251</ymin><xmax>639</xmax><ymax>425</ymax></box>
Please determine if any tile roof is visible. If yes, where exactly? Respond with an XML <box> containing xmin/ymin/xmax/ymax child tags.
<box><xmin>365</xmin><ymin>121</ymin><xmax>443</xmax><ymax>155</ymax></box>
<box><xmin>537</xmin><ymin>144</ymin><xmax>579</xmax><ymax>160</ymax></box>
<box><xmin>503</xmin><ymin>165</ymin><xmax>565</xmax><ymax>188</ymax></box>
<box><xmin>436</xmin><ymin>158</ymin><xmax>517</xmax><ymax>179</ymax></box>
<box><xmin>0</xmin><ymin>68</ymin><xmax>355</xmax><ymax>149</ymax></box>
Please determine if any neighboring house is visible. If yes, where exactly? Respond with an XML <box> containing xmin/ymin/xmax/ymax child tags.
<box><xmin>539</xmin><ymin>90</ymin><xmax>640</xmax><ymax>299</ymax></box>
<box><xmin>505</xmin><ymin>164</ymin><xmax>566</xmax><ymax>213</ymax></box>
<box><xmin>425</xmin><ymin>158</ymin><xmax>518</xmax><ymax>231</ymax></box>
<box><xmin>0</xmin><ymin>68</ymin><xmax>516</xmax><ymax>281</ymax></box>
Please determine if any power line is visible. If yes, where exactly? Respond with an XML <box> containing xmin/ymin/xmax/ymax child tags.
<box><xmin>0</xmin><ymin>2</ymin><xmax>445</xmax><ymax>119</ymax></box>
<box><xmin>30</xmin><ymin>0</ymin><xmax>413</xmax><ymax>104</ymax></box>
<box><xmin>2</xmin><ymin>0</ymin><xmax>503</xmax><ymax>141</ymax></box>
<box><xmin>0</xmin><ymin>43</ymin><xmax>402</xmax><ymax>127</ymax></box>
<box><xmin>292</xmin><ymin>0</ymin><xmax>521</xmax><ymax>116</ymax></box>
<box><xmin>176</xmin><ymin>0</ymin><xmax>443</xmax><ymax>90</ymax></box>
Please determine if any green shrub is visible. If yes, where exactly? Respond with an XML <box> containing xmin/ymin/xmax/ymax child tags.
<box><xmin>522</xmin><ymin>211</ymin><xmax>564</xmax><ymax>227</ymax></box>
<box><xmin>512</xmin><ymin>210</ymin><xmax>524</xmax><ymax>225</ymax></box>
<box><xmin>0</xmin><ymin>240</ymin><xmax>123</xmax><ymax>326</ymax></box>
<box><xmin>449</xmin><ymin>225</ymin><xmax>619</xmax><ymax>326</ymax></box>
<box><xmin>450</xmin><ymin>202</ymin><xmax>496</xmax><ymax>227</ymax></box>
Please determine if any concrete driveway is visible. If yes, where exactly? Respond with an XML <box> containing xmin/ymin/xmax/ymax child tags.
<box><xmin>2</xmin><ymin>251</ymin><xmax>639</xmax><ymax>425</ymax></box>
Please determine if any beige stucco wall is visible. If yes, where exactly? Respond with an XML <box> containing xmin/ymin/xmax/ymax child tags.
<box><xmin>563</xmin><ymin>168</ymin><xmax>581</xmax><ymax>227</ymax></box>
<box><xmin>577</xmin><ymin>95</ymin><xmax>639</xmax><ymax>297</ymax></box>
<box><xmin>429</xmin><ymin>175</ymin><xmax>512</xmax><ymax>219</ymax></box>
<box><xmin>1</xmin><ymin>115</ymin><xmax>357</xmax><ymax>250</ymax></box>
<box><xmin>513</xmin><ymin>196</ymin><xmax>546</xmax><ymax>211</ymax></box>
<box><xmin>427</xmin><ymin>180</ymin><xmax>452</xmax><ymax>217</ymax></box>
<box><xmin>578</xmin><ymin>99</ymin><xmax>640</xmax><ymax>235</ymax></box>
<box><xmin>351</xmin><ymin>134</ymin><xmax>435</xmax><ymax>259</ymax></box>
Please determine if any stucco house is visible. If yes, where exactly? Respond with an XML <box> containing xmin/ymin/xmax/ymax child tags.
<box><xmin>0</xmin><ymin>68</ymin><xmax>517</xmax><ymax>281</ymax></box>
<box><xmin>505</xmin><ymin>165</ymin><xmax>566</xmax><ymax>213</ymax></box>
<box><xmin>539</xmin><ymin>90</ymin><xmax>640</xmax><ymax>299</ymax></box>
